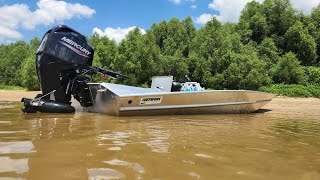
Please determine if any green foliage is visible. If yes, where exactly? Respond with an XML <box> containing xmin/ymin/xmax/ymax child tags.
<box><xmin>0</xmin><ymin>84</ymin><xmax>26</xmax><ymax>90</ymax></box>
<box><xmin>187</xmin><ymin>52</ymin><xmax>210</xmax><ymax>84</ymax></box>
<box><xmin>311</xmin><ymin>5</ymin><xmax>320</xmax><ymax>30</ymax></box>
<box><xmin>219</xmin><ymin>46</ymin><xmax>271</xmax><ymax>90</ymax></box>
<box><xmin>262</xmin><ymin>0</ymin><xmax>296</xmax><ymax>37</ymax></box>
<box><xmin>260</xmin><ymin>84</ymin><xmax>320</xmax><ymax>97</ymax></box>
<box><xmin>310</xmin><ymin>5</ymin><xmax>320</xmax><ymax>64</ymax></box>
<box><xmin>21</xmin><ymin>57</ymin><xmax>40</xmax><ymax>91</ymax></box>
<box><xmin>272</xmin><ymin>52</ymin><xmax>305</xmax><ymax>84</ymax></box>
<box><xmin>239</xmin><ymin>0</ymin><xmax>297</xmax><ymax>48</ymax></box>
<box><xmin>160</xmin><ymin>55</ymin><xmax>189</xmax><ymax>82</ymax></box>
<box><xmin>0</xmin><ymin>39</ymin><xmax>40</xmax><ymax>90</ymax></box>
<box><xmin>0</xmin><ymin>41</ymin><xmax>30</xmax><ymax>87</ymax></box>
<box><xmin>258</xmin><ymin>38</ymin><xmax>279</xmax><ymax>66</ymax></box>
<box><xmin>284</xmin><ymin>21</ymin><xmax>317</xmax><ymax>65</ymax></box>
<box><xmin>239</xmin><ymin>1</ymin><xmax>268</xmax><ymax>43</ymax></box>
<box><xmin>305</xmin><ymin>66</ymin><xmax>320</xmax><ymax>85</ymax></box>
<box><xmin>95</xmin><ymin>36</ymin><xmax>118</xmax><ymax>69</ymax></box>
<box><xmin>152</xmin><ymin>17</ymin><xmax>196</xmax><ymax>57</ymax></box>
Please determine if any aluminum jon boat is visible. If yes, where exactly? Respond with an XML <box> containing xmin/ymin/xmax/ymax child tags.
<box><xmin>85</xmin><ymin>77</ymin><xmax>275</xmax><ymax>116</ymax></box>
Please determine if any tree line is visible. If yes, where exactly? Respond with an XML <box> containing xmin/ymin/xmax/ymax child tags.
<box><xmin>0</xmin><ymin>0</ymin><xmax>320</xmax><ymax>95</ymax></box>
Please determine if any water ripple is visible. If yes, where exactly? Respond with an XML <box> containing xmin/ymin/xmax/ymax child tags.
<box><xmin>87</xmin><ymin>168</ymin><xmax>126</xmax><ymax>180</ymax></box>
<box><xmin>0</xmin><ymin>157</ymin><xmax>29</xmax><ymax>174</ymax></box>
<box><xmin>0</xmin><ymin>141</ymin><xmax>35</xmax><ymax>154</ymax></box>
<box><xmin>104</xmin><ymin>159</ymin><xmax>145</xmax><ymax>174</ymax></box>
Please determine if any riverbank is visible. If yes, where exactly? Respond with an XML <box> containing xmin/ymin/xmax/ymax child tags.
<box><xmin>262</xmin><ymin>96</ymin><xmax>320</xmax><ymax>117</ymax></box>
<box><xmin>1</xmin><ymin>90</ymin><xmax>319</xmax><ymax>116</ymax></box>
<box><xmin>0</xmin><ymin>90</ymin><xmax>41</xmax><ymax>102</ymax></box>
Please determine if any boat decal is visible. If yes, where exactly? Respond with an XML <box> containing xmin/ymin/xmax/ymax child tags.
<box><xmin>60</xmin><ymin>37</ymin><xmax>91</xmax><ymax>58</ymax></box>
<box><xmin>140</xmin><ymin>97</ymin><xmax>162</xmax><ymax>105</ymax></box>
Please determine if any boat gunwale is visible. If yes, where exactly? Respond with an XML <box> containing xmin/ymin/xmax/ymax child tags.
<box><xmin>88</xmin><ymin>83</ymin><xmax>274</xmax><ymax>98</ymax></box>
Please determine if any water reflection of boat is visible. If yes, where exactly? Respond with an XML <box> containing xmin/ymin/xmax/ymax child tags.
<box><xmin>86</xmin><ymin>78</ymin><xmax>275</xmax><ymax>116</ymax></box>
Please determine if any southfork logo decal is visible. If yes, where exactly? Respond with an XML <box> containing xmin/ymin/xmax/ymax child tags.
<box><xmin>140</xmin><ymin>97</ymin><xmax>162</xmax><ymax>105</ymax></box>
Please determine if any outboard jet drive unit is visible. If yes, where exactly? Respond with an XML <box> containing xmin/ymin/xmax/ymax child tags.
<box><xmin>21</xmin><ymin>25</ymin><xmax>127</xmax><ymax>113</ymax></box>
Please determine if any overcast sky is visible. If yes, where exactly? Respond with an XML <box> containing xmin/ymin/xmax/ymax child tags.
<box><xmin>0</xmin><ymin>0</ymin><xmax>319</xmax><ymax>44</ymax></box>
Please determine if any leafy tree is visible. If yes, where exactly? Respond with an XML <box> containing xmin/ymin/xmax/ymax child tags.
<box><xmin>258</xmin><ymin>38</ymin><xmax>279</xmax><ymax>67</ymax></box>
<box><xmin>95</xmin><ymin>36</ymin><xmax>118</xmax><ymax>69</ymax></box>
<box><xmin>21</xmin><ymin>56</ymin><xmax>40</xmax><ymax>90</ymax></box>
<box><xmin>152</xmin><ymin>17</ymin><xmax>195</xmax><ymax>57</ymax></box>
<box><xmin>262</xmin><ymin>0</ymin><xmax>296</xmax><ymax>37</ymax></box>
<box><xmin>163</xmin><ymin>37</ymin><xmax>177</xmax><ymax>56</ymax></box>
<box><xmin>88</xmin><ymin>32</ymin><xmax>101</xmax><ymax>48</ymax></box>
<box><xmin>311</xmin><ymin>5</ymin><xmax>320</xmax><ymax>64</ymax></box>
<box><xmin>115</xmin><ymin>28</ymin><xmax>162</xmax><ymax>86</ymax></box>
<box><xmin>181</xmin><ymin>16</ymin><xmax>196</xmax><ymax>57</ymax></box>
<box><xmin>191</xmin><ymin>17</ymin><xmax>222</xmax><ymax>60</ymax></box>
<box><xmin>284</xmin><ymin>21</ymin><xmax>317</xmax><ymax>65</ymax></box>
<box><xmin>0</xmin><ymin>41</ymin><xmax>30</xmax><ymax>86</ymax></box>
<box><xmin>311</xmin><ymin>5</ymin><xmax>320</xmax><ymax>30</ymax></box>
<box><xmin>115</xmin><ymin>28</ymin><xmax>144</xmax><ymax>85</ymax></box>
<box><xmin>187</xmin><ymin>52</ymin><xmax>210</xmax><ymax>84</ymax></box>
<box><xmin>221</xmin><ymin>44</ymin><xmax>271</xmax><ymax>90</ymax></box>
<box><xmin>136</xmin><ymin>30</ymin><xmax>162</xmax><ymax>84</ymax></box>
<box><xmin>305</xmin><ymin>66</ymin><xmax>320</xmax><ymax>85</ymax></box>
<box><xmin>152</xmin><ymin>20</ymin><xmax>168</xmax><ymax>50</ymax></box>
<box><xmin>160</xmin><ymin>56</ymin><xmax>188</xmax><ymax>82</ymax></box>
<box><xmin>272</xmin><ymin>52</ymin><xmax>305</xmax><ymax>84</ymax></box>
<box><xmin>191</xmin><ymin>17</ymin><xmax>238</xmax><ymax>75</ymax></box>
<box><xmin>29</xmin><ymin>38</ymin><xmax>41</xmax><ymax>53</ymax></box>
<box><xmin>239</xmin><ymin>1</ymin><xmax>268</xmax><ymax>43</ymax></box>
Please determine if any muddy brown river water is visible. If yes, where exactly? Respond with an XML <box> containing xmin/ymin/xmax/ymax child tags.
<box><xmin>0</xmin><ymin>101</ymin><xmax>319</xmax><ymax>180</ymax></box>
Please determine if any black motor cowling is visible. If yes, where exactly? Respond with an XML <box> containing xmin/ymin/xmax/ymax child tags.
<box><xmin>36</xmin><ymin>25</ymin><xmax>94</xmax><ymax>104</ymax></box>
<box><xmin>22</xmin><ymin>25</ymin><xmax>94</xmax><ymax>113</ymax></box>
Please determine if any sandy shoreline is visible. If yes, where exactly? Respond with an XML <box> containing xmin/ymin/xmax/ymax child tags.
<box><xmin>0</xmin><ymin>90</ymin><xmax>42</xmax><ymax>102</ymax></box>
<box><xmin>1</xmin><ymin>90</ymin><xmax>319</xmax><ymax>116</ymax></box>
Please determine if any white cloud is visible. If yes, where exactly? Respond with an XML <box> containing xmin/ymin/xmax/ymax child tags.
<box><xmin>0</xmin><ymin>0</ymin><xmax>95</xmax><ymax>43</ymax></box>
<box><xmin>93</xmin><ymin>27</ymin><xmax>146</xmax><ymax>43</ymax></box>
<box><xmin>169</xmin><ymin>0</ymin><xmax>182</xmax><ymax>5</ymax></box>
<box><xmin>191</xmin><ymin>5</ymin><xmax>197</xmax><ymax>9</ymax></box>
<box><xmin>194</xmin><ymin>14</ymin><xmax>214</xmax><ymax>25</ymax></box>
<box><xmin>291</xmin><ymin>0</ymin><xmax>320</xmax><ymax>15</ymax></box>
<box><xmin>208</xmin><ymin>0</ymin><xmax>320</xmax><ymax>23</ymax></box>
<box><xmin>0</xmin><ymin>26</ymin><xmax>22</xmax><ymax>43</ymax></box>
<box><xmin>24</xmin><ymin>0</ymin><xmax>95</xmax><ymax>29</ymax></box>
<box><xmin>169</xmin><ymin>0</ymin><xmax>197</xmax><ymax>5</ymax></box>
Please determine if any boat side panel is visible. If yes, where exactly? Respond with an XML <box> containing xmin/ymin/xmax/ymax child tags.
<box><xmin>117</xmin><ymin>101</ymin><xmax>270</xmax><ymax>116</ymax></box>
<box><xmin>89</xmin><ymin>83</ymin><xmax>275</xmax><ymax>116</ymax></box>
<box><xmin>115</xmin><ymin>91</ymin><xmax>273</xmax><ymax>115</ymax></box>
<box><xmin>117</xmin><ymin>91</ymin><xmax>272</xmax><ymax>108</ymax></box>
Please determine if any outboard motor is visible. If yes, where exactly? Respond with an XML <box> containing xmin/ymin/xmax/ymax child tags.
<box><xmin>21</xmin><ymin>25</ymin><xmax>127</xmax><ymax>113</ymax></box>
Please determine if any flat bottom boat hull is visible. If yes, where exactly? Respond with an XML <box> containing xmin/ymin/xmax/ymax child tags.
<box><xmin>86</xmin><ymin>83</ymin><xmax>275</xmax><ymax>116</ymax></box>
